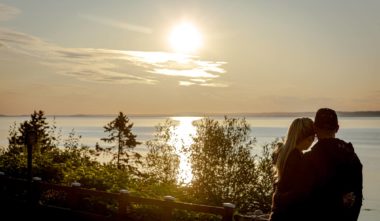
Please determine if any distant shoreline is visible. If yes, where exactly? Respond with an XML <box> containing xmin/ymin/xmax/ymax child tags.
<box><xmin>1</xmin><ymin>111</ymin><xmax>380</xmax><ymax>118</ymax></box>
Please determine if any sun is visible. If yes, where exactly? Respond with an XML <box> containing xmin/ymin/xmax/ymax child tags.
<box><xmin>169</xmin><ymin>22</ymin><xmax>203</xmax><ymax>54</ymax></box>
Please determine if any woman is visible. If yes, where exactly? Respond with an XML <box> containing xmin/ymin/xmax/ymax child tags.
<box><xmin>270</xmin><ymin>117</ymin><xmax>315</xmax><ymax>221</ymax></box>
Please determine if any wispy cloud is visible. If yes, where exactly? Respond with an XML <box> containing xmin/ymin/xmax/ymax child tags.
<box><xmin>198</xmin><ymin>82</ymin><xmax>228</xmax><ymax>87</ymax></box>
<box><xmin>0</xmin><ymin>4</ymin><xmax>227</xmax><ymax>87</ymax></box>
<box><xmin>179</xmin><ymin>81</ymin><xmax>196</xmax><ymax>86</ymax></box>
<box><xmin>0</xmin><ymin>28</ymin><xmax>227</xmax><ymax>87</ymax></box>
<box><xmin>179</xmin><ymin>80</ymin><xmax>228</xmax><ymax>87</ymax></box>
<box><xmin>0</xmin><ymin>4</ymin><xmax>20</xmax><ymax>21</ymax></box>
<box><xmin>152</xmin><ymin>68</ymin><xmax>219</xmax><ymax>78</ymax></box>
<box><xmin>79</xmin><ymin>14</ymin><xmax>153</xmax><ymax>34</ymax></box>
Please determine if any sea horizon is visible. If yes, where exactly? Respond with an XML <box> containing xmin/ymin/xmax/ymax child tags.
<box><xmin>1</xmin><ymin>110</ymin><xmax>380</xmax><ymax>118</ymax></box>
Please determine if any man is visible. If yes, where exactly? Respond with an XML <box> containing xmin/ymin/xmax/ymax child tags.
<box><xmin>304</xmin><ymin>108</ymin><xmax>363</xmax><ymax>221</ymax></box>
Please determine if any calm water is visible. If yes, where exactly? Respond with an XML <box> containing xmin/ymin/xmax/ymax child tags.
<box><xmin>0</xmin><ymin>116</ymin><xmax>379</xmax><ymax>221</ymax></box>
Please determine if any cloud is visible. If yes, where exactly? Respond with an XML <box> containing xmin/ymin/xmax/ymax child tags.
<box><xmin>0</xmin><ymin>4</ymin><xmax>227</xmax><ymax>87</ymax></box>
<box><xmin>0</xmin><ymin>28</ymin><xmax>227</xmax><ymax>87</ymax></box>
<box><xmin>198</xmin><ymin>82</ymin><xmax>228</xmax><ymax>87</ymax></box>
<box><xmin>0</xmin><ymin>4</ymin><xmax>20</xmax><ymax>21</ymax></box>
<box><xmin>179</xmin><ymin>81</ymin><xmax>196</xmax><ymax>86</ymax></box>
<box><xmin>152</xmin><ymin>68</ymin><xmax>219</xmax><ymax>78</ymax></box>
<box><xmin>79</xmin><ymin>14</ymin><xmax>153</xmax><ymax>34</ymax></box>
<box><xmin>179</xmin><ymin>80</ymin><xmax>228</xmax><ymax>87</ymax></box>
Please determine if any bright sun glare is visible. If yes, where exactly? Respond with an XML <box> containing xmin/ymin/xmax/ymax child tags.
<box><xmin>169</xmin><ymin>22</ymin><xmax>203</xmax><ymax>54</ymax></box>
<box><xmin>169</xmin><ymin>117</ymin><xmax>201</xmax><ymax>184</ymax></box>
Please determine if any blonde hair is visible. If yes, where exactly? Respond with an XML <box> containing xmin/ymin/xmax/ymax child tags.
<box><xmin>274</xmin><ymin>117</ymin><xmax>314</xmax><ymax>181</ymax></box>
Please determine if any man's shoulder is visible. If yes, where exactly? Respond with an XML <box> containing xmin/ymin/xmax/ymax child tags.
<box><xmin>331</xmin><ymin>138</ymin><xmax>357</xmax><ymax>157</ymax></box>
<box><xmin>312</xmin><ymin>138</ymin><xmax>355</xmax><ymax>153</ymax></box>
<box><xmin>305</xmin><ymin>138</ymin><xmax>358</xmax><ymax>163</ymax></box>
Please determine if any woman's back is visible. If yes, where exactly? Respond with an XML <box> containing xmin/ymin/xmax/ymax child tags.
<box><xmin>271</xmin><ymin>149</ymin><xmax>309</xmax><ymax>221</ymax></box>
<box><xmin>270</xmin><ymin>117</ymin><xmax>315</xmax><ymax>221</ymax></box>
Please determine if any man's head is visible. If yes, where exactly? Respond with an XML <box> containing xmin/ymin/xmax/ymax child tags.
<box><xmin>314</xmin><ymin>108</ymin><xmax>339</xmax><ymax>139</ymax></box>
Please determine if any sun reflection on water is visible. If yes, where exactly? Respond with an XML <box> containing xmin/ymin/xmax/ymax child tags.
<box><xmin>168</xmin><ymin>117</ymin><xmax>202</xmax><ymax>184</ymax></box>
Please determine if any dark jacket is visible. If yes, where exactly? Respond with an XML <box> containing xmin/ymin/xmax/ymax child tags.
<box><xmin>304</xmin><ymin>138</ymin><xmax>363</xmax><ymax>221</ymax></box>
<box><xmin>270</xmin><ymin>149</ymin><xmax>309</xmax><ymax>221</ymax></box>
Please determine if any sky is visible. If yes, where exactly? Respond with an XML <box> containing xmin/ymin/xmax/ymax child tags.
<box><xmin>0</xmin><ymin>0</ymin><xmax>379</xmax><ymax>115</ymax></box>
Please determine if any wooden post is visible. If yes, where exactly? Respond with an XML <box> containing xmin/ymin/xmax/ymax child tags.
<box><xmin>118</xmin><ymin>189</ymin><xmax>129</xmax><ymax>220</ymax></box>
<box><xmin>162</xmin><ymin>196</ymin><xmax>175</xmax><ymax>221</ymax></box>
<box><xmin>69</xmin><ymin>182</ymin><xmax>81</xmax><ymax>210</ymax></box>
<box><xmin>222</xmin><ymin>203</ymin><xmax>235</xmax><ymax>221</ymax></box>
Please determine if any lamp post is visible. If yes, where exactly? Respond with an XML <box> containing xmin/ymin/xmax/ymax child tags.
<box><xmin>26</xmin><ymin>130</ymin><xmax>36</xmax><ymax>182</ymax></box>
<box><xmin>25</xmin><ymin>127</ymin><xmax>37</xmax><ymax>205</ymax></box>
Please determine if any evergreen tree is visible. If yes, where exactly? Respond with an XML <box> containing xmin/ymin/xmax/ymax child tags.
<box><xmin>101</xmin><ymin>112</ymin><xmax>141</xmax><ymax>170</ymax></box>
<box><xmin>2</xmin><ymin>110</ymin><xmax>62</xmax><ymax>180</ymax></box>
<box><xmin>8</xmin><ymin>110</ymin><xmax>57</xmax><ymax>154</ymax></box>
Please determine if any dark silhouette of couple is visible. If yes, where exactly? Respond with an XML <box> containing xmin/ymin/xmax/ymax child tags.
<box><xmin>270</xmin><ymin>108</ymin><xmax>363</xmax><ymax>221</ymax></box>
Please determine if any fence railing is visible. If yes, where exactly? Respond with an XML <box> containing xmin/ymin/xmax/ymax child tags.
<box><xmin>0</xmin><ymin>174</ymin><xmax>235</xmax><ymax>221</ymax></box>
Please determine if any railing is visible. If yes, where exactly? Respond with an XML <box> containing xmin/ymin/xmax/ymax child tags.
<box><xmin>0</xmin><ymin>173</ymin><xmax>235</xmax><ymax>221</ymax></box>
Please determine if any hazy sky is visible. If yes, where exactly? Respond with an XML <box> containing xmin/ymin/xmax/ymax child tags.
<box><xmin>0</xmin><ymin>0</ymin><xmax>379</xmax><ymax>115</ymax></box>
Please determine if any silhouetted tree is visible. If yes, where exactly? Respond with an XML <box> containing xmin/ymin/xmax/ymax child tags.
<box><xmin>101</xmin><ymin>112</ymin><xmax>141</xmax><ymax>170</ymax></box>
<box><xmin>2</xmin><ymin>110</ymin><xmax>64</xmax><ymax>181</ymax></box>
<box><xmin>8</xmin><ymin>110</ymin><xmax>57</xmax><ymax>154</ymax></box>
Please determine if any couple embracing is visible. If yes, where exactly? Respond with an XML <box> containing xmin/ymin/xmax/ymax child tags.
<box><xmin>270</xmin><ymin>108</ymin><xmax>363</xmax><ymax>221</ymax></box>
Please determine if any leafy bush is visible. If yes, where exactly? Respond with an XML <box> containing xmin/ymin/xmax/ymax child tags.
<box><xmin>0</xmin><ymin>112</ymin><xmax>276</xmax><ymax>218</ymax></box>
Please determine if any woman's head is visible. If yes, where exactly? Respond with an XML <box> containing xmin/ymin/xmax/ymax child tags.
<box><xmin>275</xmin><ymin>117</ymin><xmax>315</xmax><ymax>180</ymax></box>
<box><xmin>286</xmin><ymin>117</ymin><xmax>315</xmax><ymax>151</ymax></box>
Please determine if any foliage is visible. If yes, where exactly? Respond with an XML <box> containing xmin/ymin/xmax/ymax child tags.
<box><xmin>1</xmin><ymin>110</ymin><xmax>61</xmax><ymax>179</ymax></box>
<box><xmin>101</xmin><ymin>112</ymin><xmax>141</xmax><ymax>171</ymax></box>
<box><xmin>58</xmin><ymin>129</ymin><xmax>136</xmax><ymax>191</ymax></box>
<box><xmin>7</xmin><ymin>110</ymin><xmax>58</xmax><ymax>155</ymax></box>
<box><xmin>188</xmin><ymin>117</ymin><xmax>275</xmax><ymax>213</ymax></box>
<box><xmin>144</xmin><ymin>119</ymin><xmax>180</xmax><ymax>185</ymax></box>
<box><xmin>245</xmin><ymin>140</ymin><xmax>277</xmax><ymax>212</ymax></box>
<box><xmin>0</xmin><ymin>111</ymin><xmax>276</xmax><ymax>218</ymax></box>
